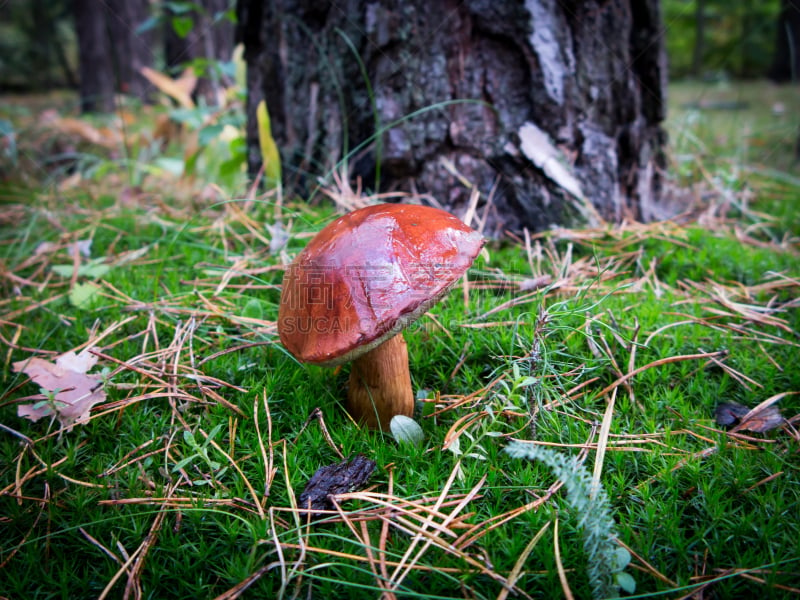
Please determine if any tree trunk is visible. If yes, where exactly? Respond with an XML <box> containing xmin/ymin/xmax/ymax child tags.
<box><xmin>74</xmin><ymin>0</ymin><xmax>115</xmax><ymax>113</ymax></box>
<box><xmin>106</xmin><ymin>0</ymin><xmax>154</xmax><ymax>102</ymax></box>
<box><xmin>238</xmin><ymin>0</ymin><xmax>669</xmax><ymax>234</ymax></box>
<box><xmin>74</xmin><ymin>0</ymin><xmax>155</xmax><ymax>111</ymax></box>
<box><xmin>769</xmin><ymin>0</ymin><xmax>800</xmax><ymax>82</ymax></box>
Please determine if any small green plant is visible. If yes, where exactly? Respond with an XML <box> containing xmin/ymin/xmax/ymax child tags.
<box><xmin>27</xmin><ymin>388</ymin><xmax>68</xmax><ymax>436</ymax></box>
<box><xmin>166</xmin><ymin>102</ymin><xmax>248</xmax><ymax>189</ymax></box>
<box><xmin>32</xmin><ymin>387</ymin><xmax>66</xmax><ymax>416</ymax></box>
<box><xmin>173</xmin><ymin>423</ymin><xmax>229</xmax><ymax>488</ymax></box>
<box><xmin>505</xmin><ymin>441</ymin><xmax>635</xmax><ymax>598</ymax></box>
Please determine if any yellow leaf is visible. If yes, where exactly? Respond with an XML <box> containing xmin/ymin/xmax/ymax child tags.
<box><xmin>256</xmin><ymin>99</ymin><xmax>282</xmax><ymax>187</ymax></box>
<box><xmin>140</xmin><ymin>66</ymin><xmax>196</xmax><ymax>109</ymax></box>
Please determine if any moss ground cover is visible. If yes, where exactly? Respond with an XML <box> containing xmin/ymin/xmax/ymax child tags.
<box><xmin>1</xmin><ymin>81</ymin><xmax>798</xmax><ymax>598</ymax></box>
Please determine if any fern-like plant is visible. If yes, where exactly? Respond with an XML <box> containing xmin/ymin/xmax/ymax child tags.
<box><xmin>505</xmin><ymin>441</ymin><xmax>635</xmax><ymax>598</ymax></box>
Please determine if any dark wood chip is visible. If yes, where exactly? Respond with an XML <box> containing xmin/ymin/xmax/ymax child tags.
<box><xmin>298</xmin><ymin>454</ymin><xmax>376</xmax><ymax>516</ymax></box>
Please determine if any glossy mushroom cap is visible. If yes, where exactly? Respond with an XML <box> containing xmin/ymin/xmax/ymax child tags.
<box><xmin>278</xmin><ymin>203</ymin><xmax>484</xmax><ymax>366</ymax></box>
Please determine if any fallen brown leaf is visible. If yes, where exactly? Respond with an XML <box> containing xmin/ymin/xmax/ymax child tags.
<box><xmin>14</xmin><ymin>348</ymin><xmax>106</xmax><ymax>430</ymax></box>
<box><xmin>715</xmin><ymin>400</ymin><xmax>784</xmax><ymax>433</ymax></box>
<box><xmin>48</xmin><ymin>117</ymin><xmax>121</xmax><ymax>149</ymax></box>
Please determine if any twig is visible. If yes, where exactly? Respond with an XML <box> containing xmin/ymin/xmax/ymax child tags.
<box><xmin>614</xmin><ymin>537</ymin><xmax>677</xmax><ymax>587</ymax></box>
<box><xmin>294</xmin><ymin>407</ymin><xmax>344</xmax><ymax>459</ymax></box>
<box><xmin>79</xmin><ymin>527</ymin><xmax>123</xmax><ymax>564</ymax></box>
<box><xmin>553</xmin><ymin>517</ymin><xmax>575</xmax><ymax>600</ymax></box>
<box><xmin>0</xmin><ymin>423</ymin><xmax>33</xmax><ymax>447</ymax></box>
<box><xmin>99</xmin><ymin>482</ymin><xmax>179</xmax><ymax>600</ymax></box>
<box><xmin>497</xmin><ymin>521</ymin><xmax>551</xmax><ymax>600</ymax></box>
<box><xmin>594</xmin><ymin>350</ymin><xmax>727</xmax><ymax>399</ymax></box>
<box><xmin>592</xmin><ymin>387</ymin><xmax>617</xmax><ymax>497</ymax></box>
<box><xmin>212</xmin><ymin>562</ymin><xmax>275</xmax><ymax>600</ymax></box>
<box><xmin>254</xmin><ymin>390</ymin><xmax>276</xmax><ymax>502</ymax></box>
<box><xmin>204</xmin><ymin>434</ymin><xmax>266</xmax><ymax>519</ymax></box>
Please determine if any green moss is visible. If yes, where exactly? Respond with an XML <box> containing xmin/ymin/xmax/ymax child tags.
<box><xmin>1</xmin><ymin>81</ymin><xmax>799</xmax><ymax>597</ymax></box>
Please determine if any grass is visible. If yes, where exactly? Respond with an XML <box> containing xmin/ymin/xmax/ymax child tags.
<box><xmin>1</xmin><ymin>80</ymin><xmax>799</xmax><ymax>599</ymax></box>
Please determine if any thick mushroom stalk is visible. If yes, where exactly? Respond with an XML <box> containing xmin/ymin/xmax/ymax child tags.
<box><xmin>347</xmin><ymin>334</ymin><xmax>413</xmax><ymax>430</ymax></box>
<box><xmin>277</xmin><ymin>203</ymin><xmax>484</xmax><ymax>431</ymax></box>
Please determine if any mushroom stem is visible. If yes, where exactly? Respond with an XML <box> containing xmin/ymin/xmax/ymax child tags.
<box><xmin>347</xmin><ymin>334</ymin><xmax>414</xmax><ymax>430</ymax></box>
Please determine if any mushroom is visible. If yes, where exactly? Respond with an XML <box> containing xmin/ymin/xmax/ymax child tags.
<box><xmin>277</xmin><ymin>203</ymin><xmax>484</xmax><ymax>430</ymax></box>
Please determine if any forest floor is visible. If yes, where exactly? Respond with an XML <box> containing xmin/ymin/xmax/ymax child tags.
<box><xmin>0</xmin><ymin>80</ymin><xmax>798</xmax><ymax>599</ymax></box>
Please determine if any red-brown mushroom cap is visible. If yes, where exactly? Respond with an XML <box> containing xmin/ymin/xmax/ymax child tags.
<box><xmin>278</xmin><ymin>203</ymin><xmax>484</xmax><ymax>366</ymax></box>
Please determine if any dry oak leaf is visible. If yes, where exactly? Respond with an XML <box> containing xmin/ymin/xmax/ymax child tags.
<box><xmin>14</xmin><ymin>348</ymin><xmax>106</xmax><ymax>429</ymax></box>
<box><xmin>715</xmin><ymin>400</ymin><xmax>784</xmax><ymax>433</ymax></box>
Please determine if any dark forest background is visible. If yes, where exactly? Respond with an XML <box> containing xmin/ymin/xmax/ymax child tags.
<box><xmin>1</xmin><ymin>0</ymin><xmax>797</xmax><ymax>93</ymax></box>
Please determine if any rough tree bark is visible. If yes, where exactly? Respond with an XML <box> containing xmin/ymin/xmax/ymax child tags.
<box><xmin>238</xmin><ymin>0</ymin><xmax>669</xmax><ymax>234</ymax></box>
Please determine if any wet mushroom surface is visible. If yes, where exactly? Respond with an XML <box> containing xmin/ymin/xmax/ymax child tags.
<box><xmin>278</xmin><ymin>203</ymin><xmax>484</xmax><ymax>429</ymax></box>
